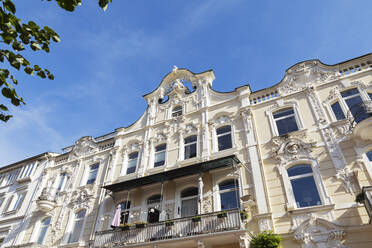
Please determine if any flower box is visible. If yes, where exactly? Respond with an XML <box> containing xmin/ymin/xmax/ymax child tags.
<box><xmin>165</xmin><ymin>221</ymin><xmax>174</xmax><ymax>226</ymax></box>
<box><xmin>240</xmin><ymin>211</ymin><xmax>249</xmax><ymax>220</ymax></box>
<box><xmin>192</xmin><ymin>216</ymin><xmax>201</xmax><ymax>222</ymax></box>
<box><xmin>217</xmin><ymin>211</ymin><xmax>227</xmax><ymax>218</ymax></box>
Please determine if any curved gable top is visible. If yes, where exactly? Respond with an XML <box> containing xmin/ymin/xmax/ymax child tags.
<box><xmin>143</xmin><ymin>67</ymin><xmax>215</xmax><ymax>101</ymax></box>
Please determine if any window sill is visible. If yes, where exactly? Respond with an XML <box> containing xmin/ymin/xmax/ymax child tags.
<box><xmin>115</xmin><ymin>173</ymin><xmax>137</xmax><ymax>183</ymax></box>
<box><xmin>17</xmin><ymin>176</ymin><xmax>32</xmax><ymax>183</ymax></box>
<box><xmin>288</xmin><ymin>204</ymin><xmax>335</xmax><ymax>215</ymax></box>
<box><xmin>147</xmin><ymin>165</ymin><xmax>165</xmax><ymax>175</ymax></box>
<box><xmin>211</xmin><ymin>147</ymin><xmax>237</xmax><ymax>158</ymax></box>
<box><xmin>2</xmin><ymin>210</ymin><xmax>17</xmax><ymax>216</ymax></box>
<box><xmin>177</xmin><ymin>157</ymin><xmax>199</xmax><ymax>167</ymax></box>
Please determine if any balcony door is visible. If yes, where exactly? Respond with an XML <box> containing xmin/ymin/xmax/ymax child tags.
<box><xmin>147</xmin><ymin>194</ymin><xmax>161</xmax><ymax>223</ymax></box>
<box><xmin>181</xmin><ymin>187</ymin><xmax>198</xmax><ymax>217</ymax></box>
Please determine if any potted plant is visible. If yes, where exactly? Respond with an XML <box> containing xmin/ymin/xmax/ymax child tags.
<box><xmin>240</xmin><ymin>210</ymin><xmax>249</xmax><ymax>220</ymax></box>
<box><xmin>135</xmin><ymin>222</ymin><xmax>146</xmax><ymax>228</ymax></box>
<box><xmin>119</xmin><ymin>223</ymin><xmax>132</xmax><ymax>230</ymax></box>
<box><xmin>192</xmin><ymin>216</ymin><xmax>201</xmax><ymax>222</ymax></box>
<box><xmin>165</xmin><ymin>220</ymin><xmax>174</xmax><ymax>226</ymax></box>
<box><xmin>217</xmin><ymin>211</ymin><xmax>227</xmax><ymax>218</ymax></box>
<box><xmin>356</xmin><ymin>192</ymin><xmax>365</xmax><ymax>203</ymax></box>
<box><xmin>250</xmin><ymin>231</ymin><xmax>282</xmax><ymax>248</ymax></box>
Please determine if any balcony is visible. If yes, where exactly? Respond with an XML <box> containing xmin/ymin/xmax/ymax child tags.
<box><xmin>36</xmin><ymin>187</ymin><xmax>56</xmax><ymax>212</ymax></box>
<box><xmin>348</xmin><ymin>102</ymin><xmax>372</xmax><ymax>141</ymax></box>
<box><xmin>93</xmin><ymin>209</ymin><xmax>243</xmax><ymax>247</ymax></box>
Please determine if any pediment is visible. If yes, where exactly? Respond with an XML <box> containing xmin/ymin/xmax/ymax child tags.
<box><xmin>70</xmin><ymin>136</ymin><xmax>98</xmax><ymax>159</ymax></box>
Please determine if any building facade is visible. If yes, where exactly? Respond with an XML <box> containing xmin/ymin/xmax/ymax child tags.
<box><xmin>2</xmin><ymin>53</ymin><xmax>372</xmax><ymax>248</ymax></box>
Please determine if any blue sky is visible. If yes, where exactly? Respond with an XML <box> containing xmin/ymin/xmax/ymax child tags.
<box><xmin>0</xmin><ymin>0</ymin><xmax>371</xmax><ymax>166</ymax></box>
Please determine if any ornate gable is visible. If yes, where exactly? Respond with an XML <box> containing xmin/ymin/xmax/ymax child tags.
<box><xmin>70</xmin><ymin>136</ymin><xmax>98</xmax><ymax>159</ymax></box>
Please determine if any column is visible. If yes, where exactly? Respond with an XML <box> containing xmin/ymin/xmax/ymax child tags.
<box><xmin>177</xmin><ymin>130</ymin><xmax>184</xmax><ymax>162</ymax></box>
<box><xmin>198</xmin><ymin>174</ymin><xmax>204</xmax><ymax>214</ymax></box>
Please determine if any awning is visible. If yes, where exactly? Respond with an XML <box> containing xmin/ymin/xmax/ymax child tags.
<box><xmin>104</xmin><ymin>155</ymin><xmax>240</xmax><ymax>193</ymax></box>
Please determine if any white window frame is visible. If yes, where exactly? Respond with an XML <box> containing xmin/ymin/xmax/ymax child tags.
<box><xmin>174</xmin><ymin>184</ymin><xmax>198</xmax><ymax>218</ymax></box>
<box><xmin>212</xmin><ymin>171</ymin><xmax>243</xmax><ymax>212</ymax></box>
<box><xmin>152</xmin><ymin>143</ymin><xmax>167</xmax><ymax>169</ymax></box>
<box><xmin>120</xmin><ymin>142</ymin><xmax>142</xmax><ymax>176</ymax></box>
<box><xmin>168</xmin><ymin>102</ymin><xmax>186</xmax><ymax>119</ymax></box>
<box><xmin>18</xmin><ymin>162</ymin><xmax>37</xmax><ymax>180</ymax></box>
<box><xmin>324</xmin><ymin>82</ymin><xmax>371</xmax><ymax>123</ymax></box>
<box><xmin>86</xmin><ymin>163</ymin><xmax>99</xmax><ymax>185</ymax></box>
<box><xmin>266</xmin><ymin>102</ymin><xmax>303</xmax><ymax>137</ymax></box>
<box><xmin>171</xmin><ymin>105</ymin><xmax>183</xmax><ymax>118</ymax></box>
<box><xmin>215</xmin><ymin>125</ymin><xmax>234</xmax><ymax>152</ymax></box>
<box><xmin>56</xmin><ymin>173</ymin><xmax>67</xmax><ymax>194</ymax></box>
<box><xmin>184</xmin><ymin>135</ymin><xmax>198</xmax><ymax>160</ymax></box>
<box><xmin>2</xmin><ymin>195</ymin><xmax>13</xmax><ymax>213</ymax></box>
<box><xmin>12</xmin><ymin>192</ymin><xmax>25</xmax><ymax>211</ymax></box>
<box><xmin>277</xmin><ymin>159</ymin><xmax>331</xmax><ymax>211</ymax></box>
<box><xmin>126</xmin><ymin>151</ymin><xmax>139</xmax><ymax>175</ymax></box>
<box><xmin>218</xmin><ymin>179</ymin><xmax>240</xmax><ymax>211</ymax></box>
<box><xmin>64</xmin><ymin>209</ymin><xmax>87</xmax><ymax>244</ymax></box>
<box><xmin>355</xmin><ymin>144</ymin><xmax>372</xmax><ymax>180</ymax></box>
<box><xmin>35</xmin><ymin>217</ymin><xmax>51</xmax><ymax>244</ymax></box>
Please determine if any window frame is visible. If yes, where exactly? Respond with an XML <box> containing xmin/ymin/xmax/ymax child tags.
<box><xmin>273</xmin><ymin>108</ymin><xmax>300</xmax><ymax>136</ymax></box>
<box><xmin>171</xmin><ymin>105</ymin><xmax>183</xmax><ymax>118</ymax></box>
<box><xmin>126</xmin><ymin>151</ymin><xmax>139</xmax><ymax>175</ymax></box>
<box><xmin>184</xmin><ymin>135</ymin><xmax>198</xmax><ymax>160</ymax></box>
<box><xmin>218</xmin><ymin>179</ymin><xmax>240</xmax><ymax>211</ymax></box>
<box><xmin>216</xmin><ymin>125</ymin><xmax>233</xmax><ymax>151</ymax></box>
<box><xmin>12</xmin><ymin>192</ymin><xmax>25</xmax><ymax>211</ymax></box>
<box><xmin>329</xmin><ymin>100</ymin><xmax>347</xmax><ymax>121</ymax></box>
<box><xmin>86</xmin><ymin>163</ymin><xmax>99</xmax><ymax>185</ymax></box>
<box><xmin>36</xmin><ymin>217</ymin><xmax>51</xmax><ymax>245</ymax></box>
<box><xmin>266</xmin><ymin>102</ymin><xmax>303</xmax><ymax>137</ymax></box>
<box><xmin>180</xmin><ymin>187</ymin><xmax>198</xmax><ymax>218</ymax></box>
<box><xmin>67</xmin><ymin>209</ymin><xmax>87</xmax><ymax>244</ymax></box>
<box><xmin>278</xmin><ymin>160</ymin><xmax>331</xmax><ymax>210</ymax></box>
<box><xmin>152</xmin><ymin>143</ymin><xmax>167</xmax><ymax>168</ymax></box>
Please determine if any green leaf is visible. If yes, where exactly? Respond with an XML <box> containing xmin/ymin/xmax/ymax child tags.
<box><xmin>30</xmin><ymin>41</ymin><xmax>41</xmax><ymax>51</ymax></box>
<box><xmin>37</xmin><ymin>70</ymin><xmax>46</xmax><ymax>78</ymax></box>
<box><xmin>52</xmin><ymin>35</ymin><xmax>60</xmax><ymax>42</ymax></box>
<box><xmin>99</xmin><ymin>0</ymin><xmax>109</xmax><ymax>11</ymax></box>
<box><xmin>0</xmin><ymin>104</ymin><xmax>8</xmax><ymax>111</ymax></box>
<box><xmin>33</xmin><ymin>65</ymin><xmax>41</xmax><ymax>71</ymax></box>
<box><xmin>47</xmin><ymin>74</ymin><xmax>54</xmax><ymax>80</ymax></box>
<box><xmin>4</xmin><ymin>0</ymin><xmax>16</xmax><ymax>14</ymax></box>
<box><xmin>2</xmin><ymin>87</ymin><xmax>13</xmax><ymax>99</ymax></box>
<box><xmin>24</xmin><ymin>67</ymin><xmax>33</xmax><ymax>75</ymax></box>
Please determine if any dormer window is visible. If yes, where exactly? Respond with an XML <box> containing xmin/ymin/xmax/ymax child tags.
<box><xmin>172</xmin><ymin>106</ymin><xmax>183</xmax><ymax>117</ymax></box>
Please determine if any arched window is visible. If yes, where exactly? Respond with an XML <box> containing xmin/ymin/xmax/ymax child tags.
<box><xmin>273</xmin><ymin>108</ymin><xmax>299</xmax><ymax>135</ymax></box>
<box><xmin>68</xmin><ymin>210</ymin><xmax>86</xmax><ymax>243</ymax></box>
<box><xmin>127</xmin><ymin>152</ymin><xmax>138</xmax><ymax>174</ymax></box>
<box><xmin>287</xmin><ymin>164</ymin><xmax>321</xmax><ymax>208</ymax></box>
<box><xmin>154</xmin><ymin>144</ymin><xmax>166</xmax><ymax>167</ymax></box>
<box><xmin>119</xmin><ymin>201</ymin><xmax>131</xmax><ymax>224</ymax></box>
<box><xmin>366</xmin><ymin>150</ymin><xmax>372</xmax><ymax>162</ymax></box>
<box><xmin>37</xmin><ymin>217</ymin><xmax>51</xmax><ymax>244</ymax></box>
<box><xmin>147</xmin><ymin>194</ymin><xmax>161</xmax><ymax>223</ymax></box>
<box><xmin>181</xmin><ymin>187</ymin><xmax>198</xmax><ymax>217</ymax></box>
<box><xmin>184</xmin><ymin>135</ymin><xmax>197</xmax><ymax>159</ymax></box>
<box><xmin>172</xmin><ymin>106</ymin><xmax>183</xmax><ymax>117</ymax></box>
<box><xmin>219</xmin><ymin>179</ymin><xmax>240</xmax><ymax>210</ymax></box>
<box><xmin>216</xmin><ymin>125</ymin><xmax>233</xmax><ymax>151</ymax></box>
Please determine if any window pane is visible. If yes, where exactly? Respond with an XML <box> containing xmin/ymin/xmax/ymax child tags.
<box><xmin>276</xmin><ymin>116</ymin><xmax>299</xmax><ymax>135</ymax></box>
<box><xmin>154</xmin><ymin>151</ymin><xmax>166</xmax><ymax>167</ymax></box>
<box><xmin>120</xmin><ymin>201</ymin><xmax>131</xmax><ymax>210</ymax></box>
<box><xmin>128</xmin><ymin>152</ymin><xmax>138</xmax><ymax>160</ymax></box>
<box><xmin>155</xmin><ymin>144</ymin><xmax>166</xmax><ymax>152</ymax></box>
<box><xmin>185</xmin><ymin>135</ymin><xmax>197</xmax><ymax>144</ymax></box>
<box><xmin>57</xmin><ymin>173</ymin><xmax>66</xmax><ymax>191</ymax></box>
<box><xmin>290</xmin><ymin>176</ymin><xmax>321</xmax><ymax>208</ymax></box>
<box><xmin>331</xmin><ymin>102</ymin><xmax>345</xmax><ymax>120</ymax></box>
<box><xmin>219</xmin><ymin>180</ymin><xmax>239</xmax><ymax>191</ymax></box>
<box><xmin>218</xmin><ymin>134</ymin><xmax>232</xmax><ymax>151</ymax></box>
<box><xmin>184</xmin><ymin>143</ymin><xmax>197</xmax><ymax>159</ymax></box>
<box><xmin>345</xmin><ymin>96</ymin><xmax>370</xmax><ymax>123</ymax></box>
<box><xmin>181</xmin><ymin>198</ymin><xmax>198</xmax><ymax>217</ymax></box>
<box><xmin>220</xmin><ymin>191</ymin><xmax>240</xmax><ymax>210</ymax></box>
<box><xmin>126</xmin><ymin>164</ymin><xmax>136</xmax><ymax>174</ymax></box>
<box><xmin>37</xmin><ymin>218</ymin><xmax>51</xmax><ymax>244</ymax></box>
<box><xmin>127</xmin><ymin>153</ymin><xmax>138</xmax><ymax>174</ymax></box>
<box><xmin>87</xmin><ymin>166</ymin><xmax>98</xmax><ymax>185</ymax></box>
<box><xmin>368</xmin><ymin>93</ymin><xmax>372</xmax><ymax>100</ymax></box>
<box><xmin>367</xmin><ymin>150</ymin><xmax>372</xmax><ymax>161</ymax></box>
<box><xmin>273</xmin><ymin>108</ymin><xmax>294</xmax><ymax>119</ymax></box>
<box><xmin>216</xmin><ymin>125</ymin><xmax>231</xmax><ymax>135</ymax></box>
<box><xmin>181</xmin><ymin>187</ymin><xmax>198</xmax><ymax>198</ymax></box>
<box><xmin>341</xmin><ymin>88</ymin><xmax>359</xmax><ymax>98</ymax></box>
<box><xmin>69</xmin><ymin>211</ymin><xmax>86</xmax><ymax>243</ymax></box>
<box><xmin>287</xmin><ymin>164</ymin><xmax>313</xmax><ymax>177</ymax></box>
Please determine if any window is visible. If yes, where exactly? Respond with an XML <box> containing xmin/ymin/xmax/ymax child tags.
<box><xmin>86</xmin><ymin>164</ymin><xmax>99</xmax><ymax>185</ymax></box>
<box><xmin>181</xmin><ymin>187</ymin><xmax>198</xmax><ymax>217</ymax></box>
<box><xmin>366</xmin><ymin>150</ymin><xmax>372</xmax><ymax>162</ymax></box>
<box><xmin>119</xmin><ymin>201</ymin><xmax>131</xmax><ymax>224</ymax></box>
<box><xmin>172</xmin><ymin>106</ymin><xmax>183</xmax><ymax>117</ymax></box>
<box><xmin>219</xmin><ymin>179</ymin><xmax>240</xmax><ymax>210</ymax></box>
<box><xmin>56</xmin><ymin>173</ymin><xmax>67</xmax><ymax>193</ymax></box>
<box><xmin>3</xmin><ymin>196</ymin><xmax>13</xmax><ymax>213</ymax></box>
<box><xmin>154</xmin><ymin>144</ymin><xmax>166</xmax><ymax>167</ymax></box>
<box><xmin>147</xmin><ymin>194</ymin><xmax>161</xmax><ymax>223</ymax></box>
<box><xmin>19</xmin><ymin>162</ymin><xmax>36</xmax><ymax>179</ymax></box>
<box><xmin>0</xmin><ymin>197</ymin><xmax>4</xmax><ymax>209</ymax></box>
<box><xmin>331</xmin><ymin>101</ymin><xmax>345</xmax><ymax>120</ymax></box>
<box><xmin>287</xmin><ymin>164</ymin><xmax>321</xmax><ymax>208</ymax></box>
<box><xmin>273</xmin><ymin>108</ymin><xmax>299</xmax><ymax>135</ymax></box>
<box><xmin>12</xmin><ymin>193</ymin><xmax>25</xmax><ymax>211</ymax></box>
<box><xmin>37</xmin><ymin>217</ymin><xmax>51</xmax><ymax>244</ymax></box>
<box><xmin>217</xmin><ymin>125</ymin><xmax>233</xmax><ymax>151</ymax></box>
<box><xmin>341</xmin><ymin>88</ymin><xmax>369</xmax><ymax>123</ymax></box>
<box><xmin>127</xmin><ymin>152</ymin><xmax>138</xmax><ymax>174</ymax></box>
<box><xmin>68</xmin><ymin>210</ymin><xmax>86</xmax><ymax>243</ymax></box>
<box><xmin>184</xmin><ymin>135</ymin><xmax>197</xmax><ymax>159</ymax></box>
<box><xmin>368</xmin><ymin>92</ymin><xmax>372</xmax><ymax>100</ymax></box>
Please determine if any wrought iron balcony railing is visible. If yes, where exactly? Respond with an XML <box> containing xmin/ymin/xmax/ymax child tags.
<box><xmin>93</xmin><ymin>209</ymin><xmax>242</xmax><ymax>247</ymax></box>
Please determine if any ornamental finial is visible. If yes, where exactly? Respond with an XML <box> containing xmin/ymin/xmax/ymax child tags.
<box><xmin>172</xmin><ymin>65</ymin><xmax>178</xmax><ymax>73</ymax></box>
